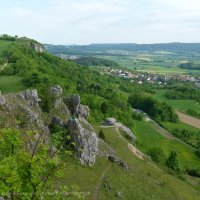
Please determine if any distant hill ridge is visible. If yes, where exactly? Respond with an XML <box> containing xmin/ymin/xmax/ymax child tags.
<box><xmin>45</xmin><ymin>42</ymin><xmax>200</xmax><ymax>55</ymax></box>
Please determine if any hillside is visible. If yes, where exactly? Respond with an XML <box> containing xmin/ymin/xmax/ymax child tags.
<box><xmin>0</xmin><ymin>36</ymin><xmax>200</xmax><ymax>199</ymax></box>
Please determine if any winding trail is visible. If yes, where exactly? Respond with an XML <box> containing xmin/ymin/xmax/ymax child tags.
<box><xmin>92</xmin><ymin>163</ymin><xmax>112</xmax><ymax>200</ymax></box>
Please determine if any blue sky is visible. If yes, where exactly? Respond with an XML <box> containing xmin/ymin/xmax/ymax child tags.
<box><xmin>1</xmin><ymin>0</ymin><xmax>200</xmax><ymax>44</ymax></box>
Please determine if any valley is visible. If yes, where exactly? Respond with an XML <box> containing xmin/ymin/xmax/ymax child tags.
<box><xmin>0</xmin><ymin>36</ymin><xmax>200</xmax><ymax>199</ymax></box>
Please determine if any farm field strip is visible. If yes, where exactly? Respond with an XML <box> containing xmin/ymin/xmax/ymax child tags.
<box><xmin>177</xmin><ymin>111</ymin><xmax>200</xmax><ymax>129</ymax></box>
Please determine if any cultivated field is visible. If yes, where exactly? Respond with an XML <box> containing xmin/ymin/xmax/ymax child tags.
<box><xmin>177</xmin><ymin>111</ymin><xmax>200</xmax><ymax>129</ymax></box>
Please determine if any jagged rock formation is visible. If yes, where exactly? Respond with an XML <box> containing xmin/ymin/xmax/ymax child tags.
<box><xmin>49</xmin><ymin>86</ymin><xmax>99</xmax><ymax>165</ymax></box>
<box><xmin>30</xmin><ymin>42</ymin><xmax>45</xmax><ymax>53</ymax></box>
<box><xmin>0</xmin><ymin>89</ymin><xmax>50</xmax><ymax>150</ymax></box>
<box><xmin>0</xmin><ymin>85</ymin><xmax>99</xmax><ymax>166</ymax></box>
<box><xmin>67</xmin><ymin>118</ymin><xmax>98</xmax><ymax>165</ymax></box>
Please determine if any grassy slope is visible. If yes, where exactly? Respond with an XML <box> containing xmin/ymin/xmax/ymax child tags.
<box><xmin>60</xmin><ymin>127</ymin><xmax>200</xmax><ymax>200</ymax></box>
<box><xmin>134</xmin><ymin>121</ymin><xmax>200</xmax><ymax>170</ymax></box>
<box><xmin>0</xmin><ymin>76</ymin><xmax>27</xmax><ymax>93</ymax></box>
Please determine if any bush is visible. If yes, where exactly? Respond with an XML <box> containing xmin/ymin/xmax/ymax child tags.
<box><xmin>186</xmin><ymin>168</ymin><xmax>200</xmax><ymax>178</ymax></box>
<box><xmin>196</xmin><ymin>149</ymin><xmax>200</xmax><ymax>158</ymax></box>
<box><xmin>166</xmin><ymin>151</ymin><xmax>180</xmax><ymax>172</ymax></box>
<box><xmin>148</xmin><ymin>147</ymin><xmax>166</xmax><ymax>165</ymax></box>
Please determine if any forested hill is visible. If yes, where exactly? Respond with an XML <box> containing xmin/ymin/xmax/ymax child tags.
<box><xmin>44</xmin><ymin>43</ymin><xmax>200</xmax><ymax>55</ymax></box>
<box><xmin>73</xmin><ymin>56</ymin><xmax>120</xmax><ymax>67</ymax></box>
<box><xmin>0</xmin><ymin>35</ymin><xmax>178</xmax><ymax>127</ymax></box>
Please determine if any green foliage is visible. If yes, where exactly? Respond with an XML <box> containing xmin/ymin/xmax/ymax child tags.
<box><xmin>148</xmin><ymin>147</ymin><xmax>166</xmax><ymax>165</ymax></box>
<box><xmin>186</xmin><ymin>168</ymin><xmax>200</xmax><ymax>178</ymax></box>
<box><xmin>74</xmin><ymin>56</ymin><xmax>120</xmax><ymax>67</ymax></box>
<box><xmin>186</xmin><ymin>109</ymin><xmax>200</xmax><ymax>119</ymax></box>
<box><xmin>180</xmin><ymin>62</ymin><xmax>200</xmax><ymax>70</ymax></box>
<box><xmin>128</xmin><ymin>93</ymin><xmax>178</xmax><ymax>123</ymax></box>
<box><xmin>166</xmin><ymin>151</ymin><xmax>180</xmax><ymax>172</ymax></box>
<box><xmin>196</xmin><ymin>149</ymin><xmax>200</xmax><ymax>158</ymax></box>
<box><xmin>165</xmin><ymin>85</ymin><xmax>200</xmax><ymax>102</ymax></box>
<box><xmin>0</xmin><ymin>128</ymin><xmax>63</xmax><ymax>199</ymax></box>
<box><xmin>0</xmin><ymin>34</ymin><xmax>17</xmax><ymax>41</ymax></box>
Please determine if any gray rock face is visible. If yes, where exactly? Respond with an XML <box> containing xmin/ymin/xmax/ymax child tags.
<box><xmin>116</xmin><ymin>122</ymin><xmax>136</xmax><ymax>142</ymax></box>
<box><xmin>50</xmin><ymin>85</ymin><xmax>65</xmax><ymax>110</ymax></box>
<box><xmin>0</xmin><ymin>90</ymin><xmax>50</xmax><ymax>149</ymax></box>
<box><xmin>104</xmin><ymin>118</ymin><xmax>136</xmax><ymax>142</ymax></box>
<box><xmin>78</xmin><ymin>104</ymin><xmax>90</xmax><ymax>119</ymax></box>
<box><xmin>0</xmin><ymin>96</ymin><xmax>6</xmax><ymax>106</ymax></box>
<box><xmin>105</xmin><ymin>118</ymin><xmax>116</xmax><ymax>125</ymax></box>
<box><xmin>67</xmin><ymin>117</ymin><xmax>98</xmax><ymax>165</ymax></box>
<box><xmin>31</xmin><ymin>43</ymin><xmax>45</xmax><ymax>53</ymax></box>
<box><xmin>50</xmin><ymin>85</ymin><xmax>63</xmax><ymax>97</ymax></box>
<box><xmin>70</xmin><ymin>94</ymin><xmax>81</xmax><ymax>115</ymax></box>
<box><xmin>1</xmin><ymin>85</ymin><xmax>99</xmax><ymax>166</ymax></box>
<box><xmin>18</xmin><ymin>89</ymin><xmax>41</xmax><ymax>106</ymax></box>
<box><xmin>50</xmin><ymin>116</ymin><xmax>66</xmax><ymax>128</ymax></box>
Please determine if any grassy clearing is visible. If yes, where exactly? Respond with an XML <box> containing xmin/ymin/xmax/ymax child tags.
<box><xmin>0</xmin><ymin>76</ymin><xmax>26</xmax><ymax>93</ymax></box>
<box><xmin>133</xmin><ymin>120</ymin><xmax>200</xmax><ymax>170</ymax></box>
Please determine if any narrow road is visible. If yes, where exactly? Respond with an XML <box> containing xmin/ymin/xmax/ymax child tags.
<box><xmin>177</xmin><ymin>111</ymin><xmax>200</xmax><ymax>129</ymax></box>
<box><xmin>92</xmin><ymin>163</ymin><xmax>112</xmax><ymax>200</ymax></box>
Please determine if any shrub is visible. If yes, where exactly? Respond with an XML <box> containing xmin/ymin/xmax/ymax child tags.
<box><xmin>148</xmin><ymin>147</ymin><xmax>166</xmax><ymax>165</ymax></box>
<box><xmin>166</xmin><ymin>151</ymin><xmax>180</xmax><ymax>172</ymax></box>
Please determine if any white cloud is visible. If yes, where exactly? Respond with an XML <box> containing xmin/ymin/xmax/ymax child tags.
<box><xmin>0</xmin><ymin>0</ymin><xmax>200</xmax><ymax>44</ymax></box>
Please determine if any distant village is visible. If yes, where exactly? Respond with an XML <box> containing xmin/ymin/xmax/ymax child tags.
<box><xmin>104</xmin><ymin>68</ymin><xmax>200</xmax><ymax>87</ymax></box>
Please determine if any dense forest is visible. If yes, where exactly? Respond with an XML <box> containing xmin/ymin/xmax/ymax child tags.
<box><xmin>73</xmin><ymin>56</ymin><xmax>120</xmax><ymax>67</ymax></box>
<box><xmin>165</xmin><ymin>85</ymin><xmax>200</xmax><ymax>102</ymax></box>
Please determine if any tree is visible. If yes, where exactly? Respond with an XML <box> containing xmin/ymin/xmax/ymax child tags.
<box><xmin>101</xmin><ymin>102</ymin><xmax>108</xmax><ymax>114</ymax></box>
<box><xmin>148</xmin><ymin>147</ymin><xmax>166</xmax><ymax>165</ymax></box>
<box><xmin>0</xmin><ymin>128</ymin><xmax>63</xmax><ymax>199</ymax></box>
<box><xmin>166</xmin><ymin>151</ymin><xmax>179</xmax><ymax>172</ymax></box>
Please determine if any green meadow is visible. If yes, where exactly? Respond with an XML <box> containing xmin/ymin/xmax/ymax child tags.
<box><xmin>133</xmin><ymin>120</ymin><xmax>200</xmax><ymax>170</ymax></box>
<box><xmin>153</xmin><ymin>89</ymin><xmax>200</xmax><ymax>113</ymax></box>
<box><xmin>0</xmin><ymin>76</ymin><xmax>26</xmax><ymax>93</ymax></box>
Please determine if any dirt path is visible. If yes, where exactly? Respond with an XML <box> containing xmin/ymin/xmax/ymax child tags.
<box><xmin>150</xmin><ymin>120</ymin><xmax>174</xmax><ymax>140</ymax></box>
<box><xmin>177</xmin><ymin>111</ymin><xmax>200</xmax><ymax>129</ymax></box>
<box><xmin>93</xmin><ymin>163</ymin><xmax>112</xmax><ymax>200</ymax></box>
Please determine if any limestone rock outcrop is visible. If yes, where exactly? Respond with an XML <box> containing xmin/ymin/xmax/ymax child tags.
<box><xmin>0</xmin><ymin>85</ymin><xmax>99</xmax><ymax>166</ymax></box>
<box><xmin>49</xmin><ymin>86</ymin><xmax>98</xmax><ymax>165</ymax></box>
<box><xmin>31</xmin><ymin>42</ymin><xmax>45</xmax><ymax>53</ymax></box>
<box><xmin>67</xmin><ymin>118</ymin><xmax>98</xmax><ymax>165</ymax></box>
<box><xmin>104</xmin><ymin>118</ymin><xmax>136</xmax><ymax>142</ymax></box>
<box><xmin>0</xmin><ymin>89</ymin><xmax>50</xmax><ymax>150</ymax></box>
